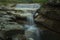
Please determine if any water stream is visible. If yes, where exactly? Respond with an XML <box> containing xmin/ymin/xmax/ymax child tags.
<box><xmin>25</xmin><ymin>11</ymin><xmax>40</xmax><ymax>40</ymax></box>
<box><xmin>14</xmin><ymin>4</ymin><xmax>40</xmax><ymax>40</ymax></box>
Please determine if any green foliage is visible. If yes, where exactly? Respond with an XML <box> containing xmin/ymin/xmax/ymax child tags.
<box><xmin>0</xmin><ymin>0</ymin><xmax>48</xmax><ymax>4</ymax></box>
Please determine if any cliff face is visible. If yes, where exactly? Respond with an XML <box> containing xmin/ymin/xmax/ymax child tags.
<box><xmin>35</xmin><ymin>0</ymin><xmax>60</xmax><ymax>33</ymax></box>
<box><xmin>34</xmin><ymin>1</ymin><xmax>60</xmax><ymax>40</ymax></box>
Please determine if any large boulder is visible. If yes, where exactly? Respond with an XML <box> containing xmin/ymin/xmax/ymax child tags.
<box><xmin>35</xmin><ymin>1</ymin><xmax>60</xmax><ymax>33</ymax></box>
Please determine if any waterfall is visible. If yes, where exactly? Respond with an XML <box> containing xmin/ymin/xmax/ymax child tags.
<box><xmin>25</xmin><ymin>11</ymin><xmax>40</xmax><ymax>40</ymax></box>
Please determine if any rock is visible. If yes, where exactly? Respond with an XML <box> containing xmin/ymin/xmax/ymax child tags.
<box><xmin>35</xmin><ymin>1</ymin><xmax>60</xmax><ymax>33</ymax></box>
<box><xmin>35</xmin><ymin>15</ymin><xmax>54</xmax><ymax>27</ymax></box>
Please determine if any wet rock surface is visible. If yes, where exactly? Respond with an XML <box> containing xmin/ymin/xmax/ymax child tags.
<box><xmin>0</xmin><ymin>11</ymin><xmax>25</xmax><ymax>40</ymax></box>
<box><xmin>35</xmin><ymin>1</ymin><xmax>60</xmax><ymax>40</ymax></box>
<box><xmin>0</xmin><ymin>12</ymin><xmax>24</xmax><ymax>30</ymax></box>
<box><xmin>35</xmin><ymin>1</ymin><xmax>60</xmax><ymax>33</ymax></box>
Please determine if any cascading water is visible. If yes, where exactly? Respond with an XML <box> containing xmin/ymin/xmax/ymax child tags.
<box><xmin>25</xmin><ymin>12</ymin><xmax>40</xmax><ymax>40</ymax></box>
<box><xmin>15</xmin><ymin>4</ymin><xmax>40</xmax><ymax>40</ymax></box>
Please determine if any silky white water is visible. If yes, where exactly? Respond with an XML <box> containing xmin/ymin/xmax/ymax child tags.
<box><xmin>12</xmin><ymin>4</ymin><xmax>40</xmax><ymax>40</ymax></box>
<box><xmin>25</xmin><ymin>12</ymin><xmax>40</xmax><ymax>40</ymax></box>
